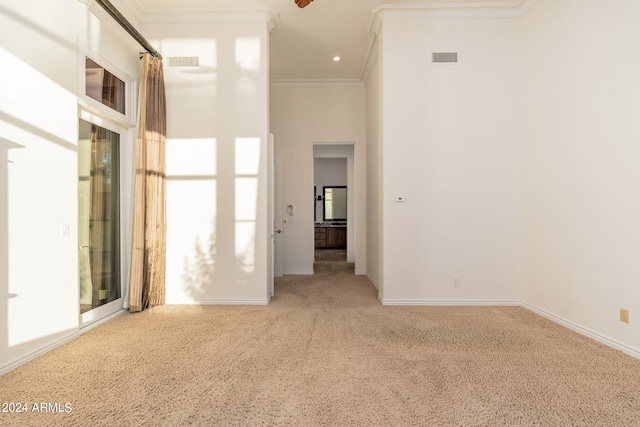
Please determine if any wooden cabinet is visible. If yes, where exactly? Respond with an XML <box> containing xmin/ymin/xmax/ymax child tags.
<box><xmin>327</xmin><ymin>227</ymin><xmax>346</xmax><ymax>248</ymax></box>
<box><xmin>314</xmin><ymin>227</ymin><xmax>327</xmax><ymax>248</ymax></box>
<box><xmin>315</xmin><ymin>227</ymin><xmax>346</xmax><ymax>249</ymax></box>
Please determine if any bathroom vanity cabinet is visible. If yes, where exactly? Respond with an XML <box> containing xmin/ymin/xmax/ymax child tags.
<box><xmin>314</xmin><ymin>226</ymin><xmax>346</xmax><ymax>249</ymax></box>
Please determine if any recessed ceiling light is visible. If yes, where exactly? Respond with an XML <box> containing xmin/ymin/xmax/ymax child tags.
<box><xmin>332</xmin><ymin>56</ymin><xmax>341</xmax><ymax>62</ymax></box>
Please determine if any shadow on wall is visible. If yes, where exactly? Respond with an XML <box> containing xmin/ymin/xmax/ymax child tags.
<box><xmin>181</xmin><ymin>217</ymin><xmax>218</xmax><ymax>301</ymax></box>
<box><xmin>181</xmin><ymin>216</ymin><xmax>256</xmax><ymax>301</ymax></box>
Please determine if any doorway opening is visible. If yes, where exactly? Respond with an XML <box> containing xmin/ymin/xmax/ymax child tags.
<box><xmin>313</xmin><ymin>143</ymin><xmax>354</xmax><ymax>274</ymax></box>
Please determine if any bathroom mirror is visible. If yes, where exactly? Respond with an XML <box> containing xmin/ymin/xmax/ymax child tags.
<box><xmin>323</xmin><ymin>186</ymin><xmax>347</xmax><ymax>221</ymax></box>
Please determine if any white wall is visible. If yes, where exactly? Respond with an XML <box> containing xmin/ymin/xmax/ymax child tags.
<box><xmin>376</xmin><ymin>16</ymin><xmax>521</xmax><ymax>304</ymax></box>
<box><xmin>365</xmin><ymin>45</ymin><xmax>381</xmax><ymax>291</ymax></box>
<box><xmin>520</xmin><ymin>0</ymin><xmax>640</xmax><ymax>353</ymax></box>
<box><xmin>270</xmin><ymin>85</ymin><xmax>366</xmax><ymax>275</ymax></box>
<box><xmin>144</xmin><ymin>18</ymin><xmax>272</xmax><ymax>304</ymax></box>
<box><xmin>0</xmin><ymin>0</ymin><xmax>140</xmax><ymax>372</ymax></box>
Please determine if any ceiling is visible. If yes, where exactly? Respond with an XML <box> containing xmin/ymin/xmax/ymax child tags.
<box><xmin>133</xmin><ymin>0</ymin><xmax>523</xmax><ymax>82</ymax></box>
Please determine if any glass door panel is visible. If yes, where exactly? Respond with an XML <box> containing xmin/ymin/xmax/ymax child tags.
<box><xmin>78</xmin><ymin>119</ymin><xmax>121</xmax><ymax>320</ymax></box>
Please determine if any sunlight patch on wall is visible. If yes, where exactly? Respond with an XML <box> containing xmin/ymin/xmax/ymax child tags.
<box><xmin>235</xmin><ymin>176</ymin><xmax>258</xmax><ymax>272</ymax></box>
<box><xmin>234</xmin><ymin>137</ymin><xmax>260</xmax><ymax>273</ymax></box>
<box><xmin>166</xmin><ymin>138</ymin><xmax>217</xmax><ymax>176</ymax></box>
<box><xmin>2</xmin><ymin>47</ymin><xmax>78</xmax><ymax>348</ymax></box>
<box><xmin>0</xmin><ymin>48</ymin><xmax>75</xmax><ymax>147</ymax></box>
<box><xmin>235</xmin><ymin>178</ymin><xmax>258</xmax><ymax>221</ymax></box>
<box><xmin>235</xmin><ymin>137</ymin><xmax>260</xmax><ymax>175</ymax></box>
<box><xmin>235</xmin><ymin>37</ymin><xmax>261</xmax><ymax>72</ymax></box>
<box><xmin>165</xmin><ymin>138</ymin><xmax>217</xmax><ymax>303</ymax></box>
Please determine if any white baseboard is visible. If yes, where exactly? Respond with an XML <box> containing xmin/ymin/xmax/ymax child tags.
<box><xmin>283</xmin><ymin>270</ymin><xmax>315</xmax><ymax>275</ymax></box>
<box><xmin>520</xmin><ymin>302</ymin><xmax>640</xmax><ymax>359</ymax></box>
<box><xmin>1</xmin><ymin>332</ymin><xmax>80</xmax><ymax>376</ymax></box>
<box><xmin>0</xmin><ymin>309</ymin><xmax>126</xmax><ymax>376</ymax></box>
<box><xmin>381</xmin><ymin>299</ymin><xmax>520</xmax><ymax>307</ymax></box>
<box><xmin>366</xmin><ymin>274</ymin><xmax>379</xmax><ymax>290</ymax></box>
<box><xmin>379</xmin><ymin>299</ymin><xmax>640</xmax><ymax>359</ymax></box>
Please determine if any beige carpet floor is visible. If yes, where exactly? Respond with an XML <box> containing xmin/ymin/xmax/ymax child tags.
<box><xmin>1</xmin><ymin>261</ymin><xmax>640</xmax><ymax>426</ymax></box>
<box><xmin>314</xmin><ymin>249</ymin><xmax>347</xmax><ymax>262</ymax></box>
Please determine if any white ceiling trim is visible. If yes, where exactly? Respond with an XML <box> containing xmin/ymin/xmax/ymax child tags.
<box><xmin>368</xmin><ymin>0</ymin><xmax>538</xmax><ymax>35</ymax></box>
<box><xmin>139</xmin><ymin>6</ymin><xmax>281</xmax><ymax>32</ymax></box>
<box><xmin>360</xmin><ymin>36</ymin><xmax>379</xmax><ymax>84</ymax></box>
<box><xmin>362</xmin><ymin>0</ymin><xmax>538</xmax><ymax>80</ymax></box>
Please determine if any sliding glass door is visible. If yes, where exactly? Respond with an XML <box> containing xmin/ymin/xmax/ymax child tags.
<box><xmin>78</xmin><ymin>119</ymin><xmax>122</xmax><ymax>324</ymax></box>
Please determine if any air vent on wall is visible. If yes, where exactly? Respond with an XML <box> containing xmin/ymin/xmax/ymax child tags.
<box><xmin>432</xmin><ymin>52</ymin><xmax>458</xmax><ymax>63</ymax></box>
<box><xmin>166</xmin><ymin>56</ymin><xmax>200</xmax><ymax>68</ymax></box>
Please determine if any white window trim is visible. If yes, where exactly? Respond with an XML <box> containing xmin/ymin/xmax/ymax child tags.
<box><xmin>78</xmin><ymin>107</ymin><xmax>135</xmax><ymax>326</ymax></box>
<box><xmin>77</xmin><ymin>43</ymin><xmax>137</xmax><ymax>127</ymax></box>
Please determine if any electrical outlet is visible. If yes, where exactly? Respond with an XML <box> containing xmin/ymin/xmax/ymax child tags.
<box><xmin>620</xmin><ymin>308</ymin><xmax>629</xmax><ymax>324</ymax></box>
<box><xmin>453</xmin><ymin>277</ymin><xmax>461</xmax><ymax>287</ymax></box>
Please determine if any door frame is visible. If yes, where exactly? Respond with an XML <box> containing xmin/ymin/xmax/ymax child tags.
<box><xmin>273</xmin><ymin>153</ymin><xmax>284</xmax><ymax>280</ymax></box>
<box><xmin>78</xmin><ymin>108</ymin><xmax>134</xmax><ymax>327</ymax></box>
<box><xmin>312</xmin><ymin>142</ymin><xmax>356</xmax><ymax>268</ymax></box>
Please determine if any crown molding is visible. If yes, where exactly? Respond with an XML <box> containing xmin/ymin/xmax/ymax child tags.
<box><xmin>360</xmin><ymin>35</ymin><xmax>379</xmax><ymax>84</ymax></box>
<box><xmin>368</xmin><ymin>0</ymin><xmax>538</xmax><ymax>35</ymax></box>
<box><xmin>363</xmin><ymin>0</ymin><xmax>538</xmax><ymax>80</ymax></box>
<box><xmin>138</xmin><ymin>6</ymin><xmax>280</xmax><ymax>31</ymax></box>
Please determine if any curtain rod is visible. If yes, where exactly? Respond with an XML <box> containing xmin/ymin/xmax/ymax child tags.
<box><xmin>95</xmin><ymin>0</ymin><xmax>162</xmax><ymax>59</ymax></box>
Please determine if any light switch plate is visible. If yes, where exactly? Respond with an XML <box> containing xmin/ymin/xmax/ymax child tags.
<box><xmin>620</xmin><ymin>308</ymin><xmax>630</xmax><ymax>323</ymax></box>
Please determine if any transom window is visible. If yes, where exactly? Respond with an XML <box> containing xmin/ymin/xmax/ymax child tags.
<box><xmin>85</xmin><ymin>57</ymin><xmax>126</xmax><ymax>115</ymax></box>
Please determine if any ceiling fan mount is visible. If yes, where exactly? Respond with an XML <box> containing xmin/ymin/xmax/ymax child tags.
<box><xmin>295</xmin><ymin>0</ymin><xmax>314</xmax><ymax>8</ymax></box>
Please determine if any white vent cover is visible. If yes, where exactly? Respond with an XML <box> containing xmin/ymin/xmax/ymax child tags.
<box><xmin>432</xmin><ymin>52</ymin><xmax>458</xmax><ymax>63</ymax></box>
<box><xmin>167</xmin><ymin>56</ymin><xmax>200</xmax><ymax>68</ymax></box>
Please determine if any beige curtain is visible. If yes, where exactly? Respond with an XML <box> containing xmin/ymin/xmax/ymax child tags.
<box><xmin>86</xmin><ymin>123</ymin><xmax>120</xmax><ymax>310</ymax></box>
<box><xmin>129</xmin><ymin>54</ymin><xmax>167</xmax><ymax>312</ymax></box>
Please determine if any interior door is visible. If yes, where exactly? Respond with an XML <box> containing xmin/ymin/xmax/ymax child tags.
<box><xmin>267</xmin><ymin>134</ymin><xmax>274</xmax><ymax>298</ymax></box>
<box><xmin>274</xmin><ymin>153</ymin><xmax>284</xmax><ymax>279</ymax></box>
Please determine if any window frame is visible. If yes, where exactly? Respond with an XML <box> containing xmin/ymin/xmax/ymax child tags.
<box><xmin>77</xmin><ymin>44</ymin><xmax>136</xmax><ymax>127</ymax></box>
<box><xmin>78</xmin><ymin>108</ymin><xmax>130</xmax><ymax>327</ymax></box>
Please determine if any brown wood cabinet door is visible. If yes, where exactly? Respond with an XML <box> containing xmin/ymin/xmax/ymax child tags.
<box><xmin>315</xmin><ymin>228</ymin><xmax>327</xmax><ymax>248</ymax></box>
<box><xmin>326</xmin><ymin>227</ymin><xmax>346</xmax><ymax>249</ymax></box>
